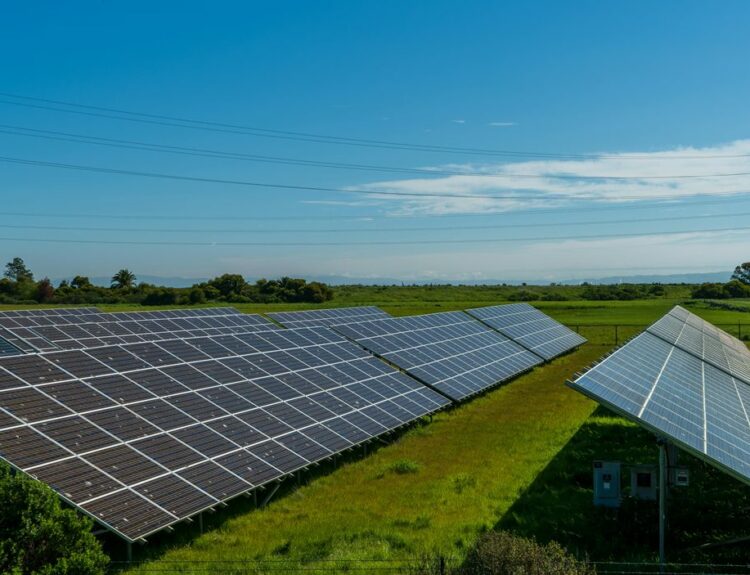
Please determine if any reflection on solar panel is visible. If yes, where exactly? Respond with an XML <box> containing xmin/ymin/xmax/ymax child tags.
<box><xmin>569</xmin><ymin>307</ymin><xmax>750</xmax><ymax>486</ymax></box>
<box><xmin>0</xmin><ymin>327</ymin><xmax>449</xmax><ymax>541</ymax></box>
<box><xmin>268</xmin><ymin>306</ymin><xmax>391</xmax><ymax>329</ymax></box>
<box><xmin>0</xmin><ymin>308</ymin><xmax>277</xmax><ymax>354</ymax></box>
<box><xmin>332</xmin><ymin>311</ymin><xmax>542</xmax><ymax>401</ymax></box>
<box><xmin>0</xmin><ymin>336</ymin><xmax>22</xmax><ymax>357</ymax></box>
<box><xmin>467</xmin><ymin>303</ymin><xmax>587</xmax><ymax>360</ymax></box>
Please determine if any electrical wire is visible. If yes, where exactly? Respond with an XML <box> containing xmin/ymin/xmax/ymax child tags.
<box><xmin>1</xmin><ymin>210</ymin><xmax>747</xmax><ymax>234</ymax></box>
<box><xmin>3</xmin><ymin>156</ymin><xmax>750</xmax><ymax>204</ymax></box>
<box><xmin>2</xmin><ymin>92</ymin><xmax>749</xmax><ymax>160</ymax></box>
<box><xmin>0</xmin><ymin>225</ymin><xmax>747</xmax><ymax>247</ymax></box>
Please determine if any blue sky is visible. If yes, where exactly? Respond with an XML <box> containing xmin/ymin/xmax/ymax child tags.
<box><xmin>1</xmin><ymin>1</ymin><xmax>749</xmax><ymax>282</ymax></box>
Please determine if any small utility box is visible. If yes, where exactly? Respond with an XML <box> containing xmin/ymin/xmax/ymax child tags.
<box><xmin>670</xmin><ymin>466</ymin><xmax>689</xmax><ymax>487</ymax></box>
<box><xmin>593</xmin><ymin>461</ymin><xmax>621</xmax><ymax>507</ymax></box>
<box><xmin>630</xmin><ymin>465</ymin><xmax>658</xmax><ymax>500</ymax></box>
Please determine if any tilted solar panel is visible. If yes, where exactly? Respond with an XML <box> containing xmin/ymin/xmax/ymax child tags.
<box><xmin>569</xmin><ymin>329</ymin><xmax>750</xmax><ymax>485</ymax></box>
<box><xmin>268</xmin><ymin>306</ymin><xmax>391</xmax><ymax>329</ymax></box>
<box><xmin>647</xmin><ymin>307</ymin><xmax>750</xmax><ymax>385</ymax></box>
<box><xmin>0</xmin><ymin>307</ymin><xmax>102</xmax><ymax>318</ymax></box>
<box><xmin>332</xmin><ymin>311</ymin><xmax>542</xmax><ymax>401</ymax></box>
<box><xmin>0</xmin><ymin>327</ymin><xmax>449</xmax><ymax>541</ymax></box>
<box><xmin>467</xmin><ymin>303</ymin><xmax>586</xmax><ymax>360</ymax></box>
<box><xmin>0</xmin><ymin>309</ymin><xmax>278</xmax><ymax>353</ymax></box>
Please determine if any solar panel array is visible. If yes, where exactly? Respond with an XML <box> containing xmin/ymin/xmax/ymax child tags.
<box><xmin>0</xmin><ymin>327</ymin><xmax>449</xmax><ymax>541</ymax></box>
<box><xmin>569</xmin><ymin>307</ymin><xmax>750</xmax><ymax>486</ymax></box>
<box><xmin>467</xmin><ymin>303</ymin><xmax>587</xmax><ymax>360</ymax></box>
<box><xmin>0</xmin><ymin>308</ymin><xmax>277</xmax><ymax>354</ymax></box>
<box><xmin>268</xmin><ymin>306</ymin><xmax>391</xmax><ymax>329</ymax></box>
<box><xmin>332</xmin><ymin>311</ymin><xmax>542</xmax><ymax>401</ymax></box>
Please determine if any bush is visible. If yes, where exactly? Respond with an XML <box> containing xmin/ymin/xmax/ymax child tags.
<box><xmin>507</xmin><ymin>290</ymin><xmax>540</xmax><ymax>302</ymax></box>
<box><xmin>460</xmin><ymin>531</ymin><xmax>594</xmax><ymax>575</ymax></box>
<box><xmin>0</xmin><ymin>464</ymin><xmax>109</xmax><ymax>574</ymax></box>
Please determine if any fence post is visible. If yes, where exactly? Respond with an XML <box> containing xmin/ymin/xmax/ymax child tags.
<box><xmin>439</xmin><ymin>555</ymin><xmax>446</xmax><ymax>575</ymax></box>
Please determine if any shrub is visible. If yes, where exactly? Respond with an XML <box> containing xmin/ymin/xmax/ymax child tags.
<box><xmin>460</xmin><ymin>531</ymin><xmax>594</xmax><ymax>575</ymax></box>
<box><xmin>507</xmin><ymin>290</ymin><xmax>540</xmax><ymax>302</ymax></box>
<box><xmin>0</xmin><ymin>464</ymin><xmax>109</xmax><ymax>574</ymax></box>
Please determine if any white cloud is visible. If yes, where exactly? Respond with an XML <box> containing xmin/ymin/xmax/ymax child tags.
<box><xmin>349</xmin><ymin>139</ymin><xmax>750</xmax><ymax>216</ymax></box>
<box><xmin>488</xmin><ymin>121</ymin><xmax>517</xmax><ymax>127</ymax></box>
<box><xmin>451</xmin><ymin>119</ymin><xmax>466</xmax><ymax>124</ymax></box>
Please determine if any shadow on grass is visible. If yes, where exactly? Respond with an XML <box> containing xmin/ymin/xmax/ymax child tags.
<box><xmin>494</xmin><ymin>406</ymin><xmax>750</xmax><ymax>564</ymax></box>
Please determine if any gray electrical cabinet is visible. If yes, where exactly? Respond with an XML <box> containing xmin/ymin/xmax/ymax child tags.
<box><xmin>593</xmin><ymin>461</ymin><xmax>621</xmax><ymax>507</ymax></box>
<box><xmin>630</xmin><ymin>464</ymin><xmax>658</xmax><ymax>500</ymax></box>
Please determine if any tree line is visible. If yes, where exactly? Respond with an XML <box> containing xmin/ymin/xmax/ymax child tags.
<box><xmin>691</xmin><ymin>262</ymin><xmax>750</xmax><ymax>299</ymax></box>
<box><xmin>0</xmin><ymin>257</ymin><xmax>334</xmax><ymax>305</ymax></box>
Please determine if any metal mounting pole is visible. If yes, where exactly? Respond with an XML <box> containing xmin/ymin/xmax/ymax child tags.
<box><xmin>127</xmin><ymin>541</ymin><xmax>133</xmax><ymax>564</ymax></box>
<box><xmin>199</xmin><ymin>512</ymin><xmax>203</xmax><ymax>534</ymax></box>
<box><xmin>659</xmin><ymin>440</ymin><xmax>667</xmax><ymax>571</ymax></box>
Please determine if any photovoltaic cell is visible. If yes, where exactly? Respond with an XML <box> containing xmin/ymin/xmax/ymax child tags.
<box><xmin>467</xmin><ymin>303</ymin><xmax>586</xmax><ymax>360</ymax></box>
<box><xmin>332</xmin><ymin>311</ymin><xmax>542</xmax><ymax>401</ymax></box>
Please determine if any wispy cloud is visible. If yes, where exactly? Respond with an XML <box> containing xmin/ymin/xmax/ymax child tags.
<box><xmin>451</xmin><ymin>119</ymin><xmax>466</xmax><ymax>124</ymax></box>
<box><xmin>349</xmin><ymin>140</ymin><xmax>750</xmax><ymax>215</ymax></box>
<box><xmin>488</xmin><ymin>121</ymin><xmax>517</xmax><ymax>127</ymax></box>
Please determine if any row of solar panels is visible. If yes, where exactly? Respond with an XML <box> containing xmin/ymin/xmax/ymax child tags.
<box><xmin>0</xmin><ymin>303</ymin><xmax>586</xmax><ymax>542</ymax></box>
<box><xmin>570</xmin><ymin>305</ymin><xmax>750</xmax><ymax>488</ymax></box>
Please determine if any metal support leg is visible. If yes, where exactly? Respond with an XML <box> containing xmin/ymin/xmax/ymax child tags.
<box><xmin>199</xmin><ymin>512</ymin><xmax>203</xmax><ymax>534</ymax></box>
<box><xmin>127</xmin><ymin>541</ymin><xmax>133</xmax><ymax>564</ymax></box>
<box><xmin>659</xmin><ymin>441</ymin><xmax>667</xmax><ymax>571</ymax></box>
<box><xmin>254</xmin><ymin>490</ymin><xmax>258</xmax><ymax>509</ymax></box>
<box><xmin>260</xmin><ymin>483</ymin><xmax>281</xmax><ymax>508</ymax></box>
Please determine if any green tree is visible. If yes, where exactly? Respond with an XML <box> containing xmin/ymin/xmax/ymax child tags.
<box><xmin>0</xmin><ymin>464</ymin><xmax>108</xmax><ymax>574</ymax></box>
<box><xmin>4</xmin><ymin>257</ymin><xmax>33</xmax><ymax>282</ymax></box>
<box><xmin>208</xmin><ymin>274</ymin><xmax>246</xmax><ymax>299</ymax></box>
<box><xmin>70</xmin><ymin>276</ymin><xmax>92</xmax><ymax>289</ymax></box>
<box><xmin>35</xmin><ymin>278</ymin><xmax>55</xmax><ymax>303</ymax></box>
<box><xmin>110</xmin><ymin>269</ymin><xmax>136</xmax><ymax>289</ymax></box>
<box><xmin>732</xmin><ymin>262</ymin><xmax>750</xmax><ymax>285</ymax></box>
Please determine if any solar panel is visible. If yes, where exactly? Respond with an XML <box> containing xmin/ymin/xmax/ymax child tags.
<box><xmin>332</xmin><ymin>311</ymin><xmax>542</xmax><ymax>401</ymax></box>
<box><xmin>467</xmin><ymin>303</ymin><xmax>587</xmax><ymax>360</ymax></box>
<box><xmin>646</xmin><ymin>306</ymin><xmax>750</xmax><ymax>385</ymax></box>
<box><xmin>267</xmin><ymin>306</ymin><xmax>391</xmax><ymax>329</ymax></box>
<box><xmin>0</xmin><ymin>327</ymin><xmax>449</xmax><ymax>541</ymax></box>
<box><xmin>0</xmin><ymin>307</ymin><xmax>102</xmax><ymax>318</ymax></box>
<box><xmin>0</xmin><ymin>309</ymin><xmax>278</xmax><ymax>353</ymax></box>
<box><xmin>569</xmin><ymin>310</ymin><xmax>750</xmax><ymax>487</ymax></box>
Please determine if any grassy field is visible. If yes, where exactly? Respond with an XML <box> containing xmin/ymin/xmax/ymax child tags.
<box><xmin>121</xmin><ymin>344</ymin><xmax>604</xmax><ymax>574</ymax></box>
<box><xmin>3</xmin><ymin>292</ymin><xmax>750</xmax><ymax>571</ymax></box>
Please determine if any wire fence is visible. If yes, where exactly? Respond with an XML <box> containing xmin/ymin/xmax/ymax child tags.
<box><xmin>566</xmin><ymin>324</ymin><xmax>750</xmax><ymax>346</ymax></box>
<box><xmin>108</xmin><ymin>558</ymin><xmax>750</xmax><ymax>575</ymax></box>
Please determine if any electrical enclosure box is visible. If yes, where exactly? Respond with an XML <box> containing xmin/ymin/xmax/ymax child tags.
<box><xmin>593</xmin><ymin>461</ymin><xmax>621</xmax><ymax>507</ymax></box>
<box><xmin>671</xmin><ymin>466</ymin><xmax>689</xmax><ymax>487</ymax></box>
<box><xmin>630</xmin><ymin>465</ymin><xmax>658</xmax><ymax>500</ymax></box>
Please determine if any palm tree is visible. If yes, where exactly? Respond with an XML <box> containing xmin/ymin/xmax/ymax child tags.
<box><xmin>111</xmin><ymin>269</ymin><xmax>136</xmax><ymax>289</ymax></box>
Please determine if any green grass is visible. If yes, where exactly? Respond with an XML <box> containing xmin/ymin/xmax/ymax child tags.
<box><xmin>123</xmin><ymin>345</ymin><xmax>605</xmax><ymax>573</ymax></box>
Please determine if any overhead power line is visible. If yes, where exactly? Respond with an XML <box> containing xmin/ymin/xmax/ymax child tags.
<box><xmin>2</xmin><ymin>156</ymin><xmax>750</xmax><ymax>205</ymax></box>
<box><xmin>1</xmin><ymin>225</ymin><xmax>748</xmax><ymax>247</ymax></box>
<box><xmin>3</xmin><ymin>124</ymin><xmax>750</xmax><ymax>180</ymax></box>
<box><xmin>1</xmin><ymin>210</ymin><xmax>747</xmax><ymax>234</ymax></box>
<box><xmin>2</xmin><ymin>195</ymin><xmax>749</xmax><ymax>221</ymax></box>
<box><xmin>1</xmin><ymin>92</ymin><xmax>749</xmax><ymax>160</ymax></box>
